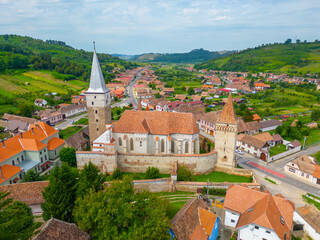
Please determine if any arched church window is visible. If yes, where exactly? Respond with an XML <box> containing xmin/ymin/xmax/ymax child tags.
<box><xmin>171</xmin><ymin>141</ymin><xmax>174</xmax><ymax>153</ymax></box>
<box><xmin>161</xmin><ymin>139</ymin><xmax>165</xmax><ymax>153</ymax></box>
<box><xmin>130</xmin><ymin>138</ymin><xmax>134</xmax><ymax>151</ymax></box>
<box><xmin>185</xmin><ymin>142</ymin><xmax>189</xmax><ymax>154</ymax></box>
<box><xmin>118</xmin><ymin>137</ymin><xmax>122</xmax><ymax>146</ymax></box>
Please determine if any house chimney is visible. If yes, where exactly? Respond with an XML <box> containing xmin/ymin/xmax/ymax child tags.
<box><xmin>0</xmin><ymin>166</ymin><xmax>3</xmax><ymax>180</ymax></box>
<box><xmin>31</xmin><ymin>127</ymin><xmax>34</xmax><ymax>134</ymax></box>
<box><xmin>1</xmin><ymin>141</ymin><xmax>5</xmax><ymax>148</ymax></box>
<box><xmin>20</xmin><ymin>132</ymin><xmax>23</xmax><ymax>138</ymax></box>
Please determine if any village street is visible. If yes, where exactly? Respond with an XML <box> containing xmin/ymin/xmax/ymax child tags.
<box><xmin>237</xmin><ymin>151</ymin><xmax>320</xmax><ymax>200</ymax></box>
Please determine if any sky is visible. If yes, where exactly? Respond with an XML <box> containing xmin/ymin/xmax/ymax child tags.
<box><xmin>0</xmin><ymin>0</ymin><xmax>319</xmax><ymax>55</ymax></box>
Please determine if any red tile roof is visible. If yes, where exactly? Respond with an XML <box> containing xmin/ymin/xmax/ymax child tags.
<box><xmin>113</xmin><ymin>110</ymin><xmax>199</xmax><ymax>135</ymax></box>
<box><xmin>217</xmin><ymin>94</ymin><xmax>237</xmax><ymax>124</ymax></box>
<box><xmin>224</xmin><ymin>185</ymin><xmax>294</xmax><ymax>240</ymax></box>
<box><xmin>47</xmin><ymin>137</ymin><xmax>65</xmax><ymax>151</ymax></box>
<box><xmin>0</xmin><ymin>164</ymin><xmax>22</xmax><ymax>184</ymax></box>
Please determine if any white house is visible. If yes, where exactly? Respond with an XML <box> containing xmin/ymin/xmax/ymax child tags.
<box><xmin>34</xmin><ymin>99</ymin><xmax>47</xmax><ymax>107</ymax></box>
<box><xmin>224</xmin><ymin>185</ymin><xmax>294</xmax><ymax>240</ymax></box>
<box><xmin>259</xmin><ymin>120</ymin><xmax>283</xmax><ymax>132</ymax></box>
<box><xmin>293</xmin><ymin>205</ymin><xmax>320</xmax><ymax>240</ymax></box>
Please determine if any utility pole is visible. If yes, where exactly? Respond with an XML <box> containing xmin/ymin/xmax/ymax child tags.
<box><xmin>303</xmin><ymin>136</ymin><xmax>307</xmax><ymax>150</ymax></box>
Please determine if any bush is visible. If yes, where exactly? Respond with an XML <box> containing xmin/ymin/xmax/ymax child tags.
<box><xmin>202</xmin><ymin>187</ymin><xmax>227</xmax><ymax>196</ymax></box>
<box><xmin>59</xmin><ymin>147</ymin><xmax>76</xmax><ymax>166</ymax></box>
<box><xmin>111</xmin><ymin>168</ymin><xmax>122</xmax><ymax>180</ymax></box>
<box><xmin>145</xmin><ymin>167</ymin><xmax>160</xmax><ymax>179</ymax></box>
<box><xmin>177</xmin><ymin>165</ymin><xmax>194</xmax><ymax>181</ymax></box>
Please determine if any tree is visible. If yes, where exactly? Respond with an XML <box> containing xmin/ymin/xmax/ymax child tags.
<box><xmin>77</xmin><ymin>162</ymin><xmax>106</xmax><ymax>198</ymax></box>
<box><xmin>187</xmin><ymin>87</ymin><xmax>195</xmax><ymax>95</ymax></box>
<box><xmin>22</xmin><ymin>169</ymin><xmax>42</xmax><ymax>182</ymax></box>
<box><xmin>249</xmin><ymin>79</ymin><xmax>255</xmax><ymax>88</ymax></box>
<box><xmin>59</xmin><ymin>147</ymin><xmax>76</xmax><ymax>166</ymax></box>
<box><xmin>205</xmin><ymin>106</ymin><xmax>213</xmax><ymax>113</ymax></box>
<box><xmin>0</xmin><ymin>191</ymin><xmax>39</xmax><ymax>240</ymax></box>
<box><xmin>111</xmin><ymin>168</ymin><xmax>122</xmax><ymax>180</ymax></box>
<box><xmin>296</xmin><ymin>39</ymin><xmax>301</xmax><ymax>44</ymax></box>
<box><xmin>145</xmin><ymin>167</ymin><xmax>160</xmax><ymax>179</ymax></box>
<box><xmin>311</xmin><ymin>110</ymin><xmax>320</xmax><ymax>121</ymax></box>
<box><xmin>18</xmin><ymin>103</ymin><xmax>34</xmax><ymax>117</ymax></box>
<box><xmin>284</xmin><ymin>39</ymin><xmax>292</xmax><ymax>44</ymax></box>
<box><xmin>155</xmin><ymin>92</ymin><xmax>161</xmax><ymax>98</ymax></box>
<box><xmin>41</xmin><ymin>163</ymin><xmax>78</xmax><ymax>222</ymax></box>
<box><xmin>177</xmin><ymin>165</ymin><xmax>194</xmax><ymax>181</ymax></box>
<box><xmin>73</xmin><ymin>177</ymin><xmax>171</xmax><ymax>239</ymax></box>
<box><xmin>242</xmin><ymin>109</ymin><xmax>254</xmax><ymax>122</ymax></box>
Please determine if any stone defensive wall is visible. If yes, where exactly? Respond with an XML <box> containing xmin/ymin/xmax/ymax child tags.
<box><xmin>76</xmin><ymin>151</ymin><xmax>217</xmax><ymax>174</ymax></box>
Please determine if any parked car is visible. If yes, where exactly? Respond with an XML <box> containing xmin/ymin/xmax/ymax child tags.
<box><xmin>236</xmin><ymin>149</ymin><xmax>244</xmax><ymax>155</ymax></box>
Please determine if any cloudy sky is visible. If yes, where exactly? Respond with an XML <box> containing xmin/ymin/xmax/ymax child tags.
<box><xmin>0</xmin><ymin>0</ymin><xmax>319</xmax><ymax>54</ymax></box>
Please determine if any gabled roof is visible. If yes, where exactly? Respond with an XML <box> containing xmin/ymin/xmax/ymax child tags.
<box><xmin>296</xmin><ymin>205</ymin><xmax>320</xmax><ymax>234</ymax></box>
<box><xmin>19</xmin><ymin>138</ymin><xmax>47</xmax><ymax>151</ymax></box>
<box><xmin>253</xmin><ymin>132</ymin><xmax>273</xmax><ymax>142</ymax></box>
<box><xmin>86</xmin><ymin>47</ymin><xmax>109</xmax><ymax>94</ymax></box>
<box><xmin>0</xmin><ymin>181</ymin><xmax>48</xmax><ymax>204</ymax></box>
<box><xmin>217</xmin><ymin>94</ymin><xmax>237</xmax><ymax>124</ymax></box>
<box><xmin>0</xmin><ymin>122</ymin><xmax>58</xmax><ymax>163</ymax></box>
<box><xmin>113</xmin><ymin>110</ymin><xmax>199</xmax><ymax>135</ymax></box>
<box><xmin>259</xmin><ymin>120</ymin><xmax>282</xmax><ymax>129</ymax></box>
<box><xmin>0</xmin><ymin>164</ymin><xmax>22</xmax><ymax>185</ymax></box>
<box><xmin>240</xmin><ymin>134</ymin><xmax>266</xmax><ymax>149</ymax></box>
<box><xmin>47</xmin><ymin>137</ymin><xmax>65</xmax><ymax>151</ymax></box>
<box><xmin>171</xmin><ymin>197</ymin><xmax>217</xmax><ymax>240</ymax></box>
<box><xmin>225</xmin><ymin>185</ymin><xmax>294</xmax><ymax>240</ymax></box>
<box><xmin>34</xmin><ymin>218</ymin><xmax>91</xmax><ymax>240</ymax></box>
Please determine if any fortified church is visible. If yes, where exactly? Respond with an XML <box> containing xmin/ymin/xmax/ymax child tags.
<box><xmin>76</xmin><ymin>48</ymin><xmax>238</xmax><ymax>174</ymax></box>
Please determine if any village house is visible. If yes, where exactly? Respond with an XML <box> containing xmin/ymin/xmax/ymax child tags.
<box><xmin>238</xmin><ymin>120</ymin><xmax>260</xmax><ymax>135</ymax></box>
<box><xmin>57</xmin><ymin>103</ymin><xmax>87</xmax><ymax>118</ymax></box>
<box><xmin>34</xmin><ymin>99</ymin><xmax>47</xmax><ymax>107</ymax></box>
<box><xmin>65</xmin><ymin>127</ymin><xmax>89</xmax><ymax>151</ymax></box>
<box><xmin>2</xmin><ymin>113</ymin><xmax>37</xmax><ymax>125</ymax></box>
<box><xmin>259</xmin><ymin>119</ymin><xmax>283</xmax><ymax>132</ymax></box>
<box><xmin>0</xmin><ymin>122</ymin><xmax>65</xmax><ymax>185</ymax></box>
<box><xmin>40</xmin><ymin>109</ymin><xmax>64</xmax><ymax>126</ymax></box>
<box><xmin>285</xmin><ymin>155</ymin><xmax>320</xmax><ymax>185</ymax></box>
<box><xmin>34</xmin><ymin>218</ymin><xmax>91</xmax><ymax>240</ymax></box>
<box><xmin>224</xmin><ymin>185</ymin><xmax>294</xmax><ymax>240</ymax></box>
<box><xmin>170</xmin><ymin>197</ymin><xmax>219</xmax><ymax>240</ymax></box>
<box><xmin>175</xmin><ymin>94</ymin><xmax>187</xmax><ymax>101</ymax></box>
<box><xmin>191</xmin><ymin>95</ymin><xmax>202</xmax><ymax>101</ymax></box>
<box><xmin>71</xmin><ymin>95</ymin><xmax>86</xmax><ymax>105</ymax></box>
<box><xmin>293</xmin><ymin>205</ymin><xmax>320</xmax><ymax>240</ymax></box>
<box><xmin>6</xmin><ymin>120</ymin><xmax>29</xmax><ymax>135</ymax></box>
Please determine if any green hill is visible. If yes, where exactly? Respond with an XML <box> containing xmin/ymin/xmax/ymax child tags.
<box><xmin>0</xmin><ymin>34</ymin><xmax>139</xmax><ymax>116</ymax></box>
<box><xmin>0</xmin><ymin>34</ymin><xmax>139</xmax><ymax>80</ymax></box>
<box><xmin>194</xmin><ymin>42</ymin><xmax>320</xmax><ymax>76</ymax></box>
<box><xmin>130</xmin><ymin>48</ymin><xmax>232</xmax><ymax>64</ymax></box>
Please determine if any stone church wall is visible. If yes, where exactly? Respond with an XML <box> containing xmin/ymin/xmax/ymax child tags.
<box><xmin>76</xmin><ymin>151</ymin><xmax>217</xmax><ymax>175</ymax></box>
<box><xmin>117</xmin><ymin>151</ymin><xmax>217</xmax><ymax>174</ymax></box>
<box><xmin>77</xmin><ymin>151</ymin><xmax>117</xmax><ymax>174</ymax></box>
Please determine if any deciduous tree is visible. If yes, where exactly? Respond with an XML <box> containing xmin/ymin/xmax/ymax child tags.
<box><xmin>74</xmin><ymin>177</ymin><xmax>171</xmax><ymax>240</ymax></box>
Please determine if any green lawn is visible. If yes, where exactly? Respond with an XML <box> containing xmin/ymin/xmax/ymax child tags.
<box><xmin>59</xmin><ymin>126</ymin><xmax>82</xmax><ymax>139</ymax></box>
<box><xmin>302</xmin><ymin>195</ymin><xmax>320</xmax><ymax>211</ymax></box>
<box><xmin>168</xmin><ymin>201</ymin><xmax>188</xmax><ymax>219</ymax></box>
<box><xmin>269</xmin><ymin>144</ymin><xmax>287</xmax><ymax>157</ymax></box>
<box><xmin>305</xmin><ymin>129</ymin><xmax>320</xmax><ymax>147</ymax></box>
<box><xmin>74</xmin><ymin>117</ymin><xmax>88</xmax><ymax>125</ymax></box>
<box><xmin>265</xmin><ymin>178</ymin><xmax>276</xmax><ymax>184</ymax></box>
<box><xmin>193</xmin><ymin>171</ymin><xmax>252</xmax><ymax>183</ymax></box>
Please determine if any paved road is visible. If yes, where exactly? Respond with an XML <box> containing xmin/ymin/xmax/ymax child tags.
<box><xmin>237</xmin><ymin>153</ymin><xmax>320</xmax><ymax>198</ymax></box>
<box><xmin>127</xmin><ymin>71</ymin><xmax>142</xmax><ymax>108</ymax></box>
<box><xmin>55</xmin><ymin>113</ymin><xmax>88</xmax><ymax>130</ymax></box>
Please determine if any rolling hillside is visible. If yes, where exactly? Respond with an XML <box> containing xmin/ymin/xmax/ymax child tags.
<box><xmin>194</xmin><ymin>42</ymin><xmax>320</xmax><ymax>75</ymax></box>
<box><xmin>127</xmin><ymin>48</ymin><xmax>233</xmax><ymax>64</ymax></box>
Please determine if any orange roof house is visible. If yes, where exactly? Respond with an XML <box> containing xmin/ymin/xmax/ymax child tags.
<box><xmin>224</xmin><ymin>185</ymin><xmax>294</xmax><ymax>240</ymax></box>
<box><xmin>252</xmin><ymin>113</ymin><xmax>261</xmax><ymax>122</ymax></box>
<box><xmin>0</xmin><ymin>122</ymin><xmax>65</xmax><ymax>185</ymax></box>
<box><xmin>171</xmin><ymin>197</ymin><xmax>219</xmax><ymax>240</ymax></box>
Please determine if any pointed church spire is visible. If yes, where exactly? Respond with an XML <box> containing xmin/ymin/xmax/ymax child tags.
<box><xmin>217</xmin><ymin>93</ymin><xmax>237</xmax><ymax>124</ymax></box>
<box><xmin>87</xmin><ymin>43</ymin><xmax>109</xmax><ymax>93</ymax></box>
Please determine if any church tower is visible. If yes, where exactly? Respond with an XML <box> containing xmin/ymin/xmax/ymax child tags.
<box><xmin>86</xmin><ymin>43</ymin><xmax>111</xmax><ymax>145</ymax></box>
<box><xmin>215</xmin><ymin>94</ymin><xmax>238</xmax><ymax>169</ymax></box>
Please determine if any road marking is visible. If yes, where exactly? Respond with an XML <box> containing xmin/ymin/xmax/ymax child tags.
<box><xmin>248</xmin><ymin>161</ymin><xmax>286</xmax><ymax>178</ymax></box>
